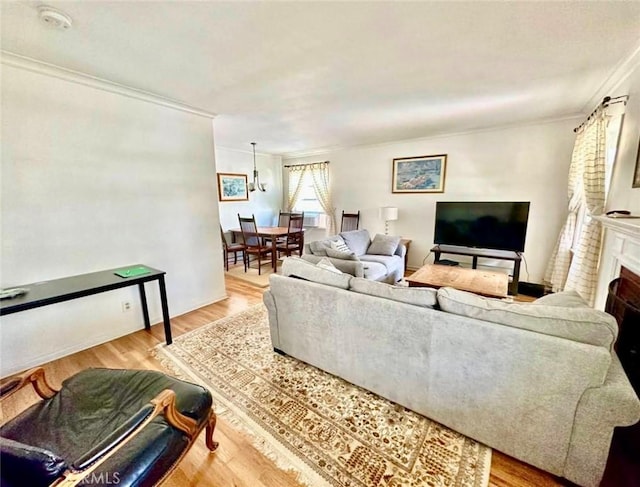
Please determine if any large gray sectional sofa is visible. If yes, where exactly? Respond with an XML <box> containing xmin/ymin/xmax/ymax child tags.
<box><xmin>302</xmin><ymin>229</ymin><xmax>405</xmax><ymax>283</ymax></box>
<box><xmin>263</xmin><ymin>257</ymin><xmax>640</xmax><ymax>487</ymax></box>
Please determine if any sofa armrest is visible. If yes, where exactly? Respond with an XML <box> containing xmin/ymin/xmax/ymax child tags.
<box><xmin>563</xmin><ymin>354</ymin><xmax>640</xmax><ymax>486</ymax></box>
<box><xmin>303</xmin><ymin>243</ymin><xmax>312</xmax><ymax>255</ymax></box>
<box><xmin>395</xmin><ymin>244</ymin><xmax>407</xmax><ymax>259</ymax></box>
<box><xmin>301</xmin><ymin>254</ymin><xmax>364</xmax><ymax>277</ymax></box>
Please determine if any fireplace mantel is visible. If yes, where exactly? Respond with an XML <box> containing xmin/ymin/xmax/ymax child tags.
<box><xmin>594</xmin><ymin>215</ymin><xmax>640</xmax><ymax>309</ymax></box>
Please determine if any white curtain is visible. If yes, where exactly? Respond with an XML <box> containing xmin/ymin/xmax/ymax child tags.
<box><xmin>544</xmin><ymin>108</ymin><xmax>607</xmax><ymax>305</ymax></box>
<box><xmin>564</xmin><ymin>109</ymin><xmax>607</xmax><ymax>305</ymax></box>
<box><xmin>309</xmin><ymin>162</ymin><xmax>337</xmax><ymax>235</ymax></box>
<box><xmin>544</xmin><ymin>131</ymin><xmax>585</xmax><ymax>291</ymax></box>
<box><xmin>286</xmin><ymin>165</ymin><xmax>307</xmax><ymax>211</ymax></box>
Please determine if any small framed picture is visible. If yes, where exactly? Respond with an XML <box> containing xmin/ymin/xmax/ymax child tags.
<box><xmin>392</xmin><ymin>154</ymin><xmax>447</xmax><ymax>193</ymax></box>
<box><xmin>217</xmin><ymin>173</ymin><xmax>248</xmax><ymax>201</ymax></box>
<box><xmin>633</xmin><ymin>137</ymin><xmax>640</xmax><ymax>188</ymax></box>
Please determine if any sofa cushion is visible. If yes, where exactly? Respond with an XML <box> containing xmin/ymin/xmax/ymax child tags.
<box><xmin>281</xmin><ymin>257</ymin><xmax>351</xmax><ymax>289</ymax></box>
<box><xmin>326</xmin><ymin>248</ymin><xmax>359</xmax><ymax>260</ymax></box>
<box><xmin>359</xmin><ymin>254</ymin><xmax>403</xmax><ymax>273</ymax></box>
<box><xmin>350</xmin><ymin>277</ymin><xmax>437</xmax><ymax>308</ymax></box>
<box><xmin>315</xmin><ymin>258</ymin><xmax>342</xmax><ymax>274</ymax></box>
<box><xmin>367</xmin><ymin>234</ymin><xmax>401</xmax><ymax>256</ymax></box>
<box><xmin>533</xmin><ymin>290</ymin><xmax>588</xmax><ymax>308</ymax></box>
<box><xmin>437</xmin><ymin>287</ymin><xmax>618</xmax><ymax>349</ymax></box>
<box><xmin>340</xmin><ymin>229</ymin><xmax>371</xmax><ymax>256</ymax></box>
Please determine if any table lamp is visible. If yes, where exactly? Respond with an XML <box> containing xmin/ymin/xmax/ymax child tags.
<box><xmin>379</xmin><ymin>207</ymin><xmax>398</xmax><ymax>235</ymax></box>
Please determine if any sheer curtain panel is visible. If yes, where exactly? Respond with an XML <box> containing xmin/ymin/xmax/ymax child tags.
<box><xmin>544</xmin><ymin>107</ymin><xmax>607</xmax><ymax>305</ymax></box>
<box><xmin>564</xmin><ymin>109</ymin><xmax>607</xmax><ymax>305</ymax></box>
<box><xmin>309</xmin><ymin>162</ymin><xmax>337</xmax><ymax>235</ymax></box>
<box><xmin>286</xmin><ymin>165</ymin><xmax>307</xmax><ymax>211</ymax></box>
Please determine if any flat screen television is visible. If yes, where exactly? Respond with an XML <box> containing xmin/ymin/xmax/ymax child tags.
<box><xmin>434</xmin><ymin>201</ymin><xmax>530</xmax><ymax>252</ymax></box>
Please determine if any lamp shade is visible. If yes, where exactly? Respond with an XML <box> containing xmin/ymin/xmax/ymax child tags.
<box><xmin>379</xmin><ymin>207</ymin><xmax>398</xmax><ymax>221</ymax></box>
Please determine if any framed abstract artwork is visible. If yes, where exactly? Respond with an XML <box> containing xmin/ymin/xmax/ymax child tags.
<box><xmin>392</xmin><ymin>154</ymin><xmax>447</xmax><ymax>193</ymax></box>
<box><xmin>217</xmin><ymin>173</ymin><xmax>248</xmax><ymax>201</ymax></box>
<box><xmin>633</xmin><ymin>137</ymin><xmax>640</xmax><ymax>188</ymax></box>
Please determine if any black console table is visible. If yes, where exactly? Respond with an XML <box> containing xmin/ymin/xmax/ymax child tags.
<box><xmin>430</xmin><ymin>245</ymin><xmax>522</xmax><ymax>295</ymax></box>
<box><xmin>0</xmin><ymin>265</ymin><xmax>172</xmax><ymax>345</ymax></box>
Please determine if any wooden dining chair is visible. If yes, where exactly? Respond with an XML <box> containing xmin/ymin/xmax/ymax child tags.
<box><xmin>264</xmin><ymin>211</ymin><xmax>292</xmax><ymax>247</ymax></box>
<box><xmin>238</xmin><ymin>214</ymin><xmax>272</xmax><ymax>275</ymax></box>
<box><xmin>277</xmin><ymin>211</ymin><xmax>292</xmax><ymax>228</ymax></box>
<box><xmin>276</xmin><ymin>213</ymin><xmax>304</xmax><ymax>258</ymax></box>
<box><xmin>220</xmin><ymin>225</ymin><xmax>245</xmax><ymax>271</ymax></box>
<box><xmin>340</xmin><ymin>211</ymin><xmax>360</xmax><ymax>232</ymax></box>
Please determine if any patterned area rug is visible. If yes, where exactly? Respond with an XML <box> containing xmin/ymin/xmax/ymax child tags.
<box><xmin>153</xmin><ymin>305</ymin><xmax>491</xmax><ymax>487</ymax></box>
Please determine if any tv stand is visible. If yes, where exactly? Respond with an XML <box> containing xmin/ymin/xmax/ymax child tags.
<box><xmin>430</xmin><ymin>245</ymin><xmax>522</xmax><ymax>295</ymax></box>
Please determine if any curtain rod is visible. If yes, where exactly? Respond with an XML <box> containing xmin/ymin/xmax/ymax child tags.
<box><xmin>573</xmin><ymin>95</ymin><xmax>628</xmax><ymax>133</ymax></box>
<box><xmin>283</xmin><ymin>161</ymin><xmax>330</xmax><ymax>168</ymax></box>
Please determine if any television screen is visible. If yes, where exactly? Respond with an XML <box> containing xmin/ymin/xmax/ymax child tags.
<box><xmin>434</xmin><ymin>201</ymin><xmax>530</xmax><ymax>252</ymax></box>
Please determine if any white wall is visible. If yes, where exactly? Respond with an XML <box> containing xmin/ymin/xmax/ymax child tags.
<box><xmin>284</xmin><ymin>118</ymin><xmax>579</xmax><ymax>282</ymax></box>
<box><xmin>607</xmin><ymin>63</ymin><xmax>640</xmax><ymax>214</ymax></box>
<box><xmin>1</xmin><ymin>64</ymin><xmax>226</xmax><ymax>376</ymax></box>
<box><xmin>215</xmin><ymin>146</ymin><xmax>283</xmax><ymax>230</ymax></box>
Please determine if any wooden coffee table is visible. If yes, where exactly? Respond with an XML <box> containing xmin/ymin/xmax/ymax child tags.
<box><xmin>406</xmin><ymin>264</ymin><xmax>509</xmax><ymax>298</ymax></box>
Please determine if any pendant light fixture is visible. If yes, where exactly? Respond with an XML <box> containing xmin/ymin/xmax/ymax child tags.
<box><xmin>248</xmin><ymin>142</ymin><xmax>266</xmax><ymax>192</ymax></box>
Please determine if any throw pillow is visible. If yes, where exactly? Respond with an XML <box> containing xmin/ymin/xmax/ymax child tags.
<box><xmin>340</xmin><ymin>229</ymin><xmax>371</xmax><ymax>256</ymax></box>
<box><xmin>316</xmin><ymin>257</ymin><xmax>343</xmax><ymax>274</ymax></box>
<box><xmin>309</xmin><ymin>240</ymin><xmax>330</xmax><ymax>256</ymax></box>
<box><xmin>436</xmin><ymin>287</ymin><xmax>618</xmax><ymax>349</ymax></box>
<box><xmin>281</xmin><ymin>257</ymin><xmax>351</xmax><ymax>289</ymax></box>
<box><xmin>330</xmin><ymin>239</ymin><xmax>351</xmax><ymax>253</ymax></box>
<box><xmin>350</xmin><ymin>277</ymin><xmax>437</xmax><ymax>308</ymax></box>
<box><xmin>367</xmin><ymin>234</ymin><xmax>401</xmax><ymax>256</ymax></box>
<box><xmin>326</xmin><ymin>248</ymin><xmax>359</xmax><ymax>260</ymax></box>
<box><xmin>309</xmin><ymin>235</ymin><xmax>343</xmax><ymax>256</ymax></box>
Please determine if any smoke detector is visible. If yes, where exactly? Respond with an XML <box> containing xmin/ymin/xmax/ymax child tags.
<box><xmin>38</xmin><ymin>5</ymin><xmax>73</xmax><ymax>30</ymax></box>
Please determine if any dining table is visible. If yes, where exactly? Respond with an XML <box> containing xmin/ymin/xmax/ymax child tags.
<box><xmin>229</xmin><ymin>226</ymin><xmax>304</xmax><ymax>272</ymax></box>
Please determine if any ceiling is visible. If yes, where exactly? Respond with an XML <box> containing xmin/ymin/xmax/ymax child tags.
<box><xmin>2</xmin><ymin>1</ymin><xmax>640</xmax><ymax>156</ymax></box>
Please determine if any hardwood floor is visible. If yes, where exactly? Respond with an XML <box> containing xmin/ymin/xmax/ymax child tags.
<box><xmin>0</xmin><ymin>273</ymin><xmax>626</xmax><ymax>487</ymax></box>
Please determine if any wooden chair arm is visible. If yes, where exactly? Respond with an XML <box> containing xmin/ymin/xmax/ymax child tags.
<box><xmin>51</xmin><ymin>389</ymin><xmax>199</xmax><ymax>487</ymax></box>
<box><xmin>0</xmin><ymin>367</ymin><xmax>58</xmax><ymax>401</ymax></box>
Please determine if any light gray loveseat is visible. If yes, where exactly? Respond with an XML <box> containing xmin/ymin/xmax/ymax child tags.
<box><xmin>302</xmin><ymin>229</ymin><xmax>405</xmax><ymax>283</ymax></box>
<box><xmin>263</xmin><ymin>257</ymin><xmax>640</xmax><ymax>487</ymax></box>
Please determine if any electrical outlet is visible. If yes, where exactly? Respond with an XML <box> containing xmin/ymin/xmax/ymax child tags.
<box><xmin>121</xmin><ymin>301</ymin><xmax>132</xmax><ymax>312</ymax></box>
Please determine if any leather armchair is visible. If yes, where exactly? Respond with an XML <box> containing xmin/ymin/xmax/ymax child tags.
<box><xmin>0</xmin><ymin>367</ymin><xmax>218</xmax><ymax>486</ymax></box>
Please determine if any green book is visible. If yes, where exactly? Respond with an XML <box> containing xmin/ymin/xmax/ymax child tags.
<box><xmin>114</xmin><ymin>266</ymin><xmax>151</xmax><ymax>278</ymax></box>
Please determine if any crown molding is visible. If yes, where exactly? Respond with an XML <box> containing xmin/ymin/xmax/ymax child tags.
<box><xmin>1</xmin><ymin>51</ymin><xmax>216</xmax><ymax>119</ymax></box>
<box><xmin>581</xmin><ymin>40</ymin><xmax>640</xmax><ymax>113</ymax></box>
<box><xmin>281</xmin><ymin>114</ymin><xmax>582</xmax><ymax>160</ymax></box>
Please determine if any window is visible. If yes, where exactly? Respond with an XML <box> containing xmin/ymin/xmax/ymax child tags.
<box><xmin>292</xmin><ymin>173</ymin><xmax>323</xmax><ymax>213</ymax></box>
<box><xmin>286</xmin><ymin>161</ymin><xmax>332</xmax><ymax>229</ymax></box>
<box><xmin>291</xmin><ymin>170</ymin><xmax>327</xmax><ymax>228</ymax></box>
